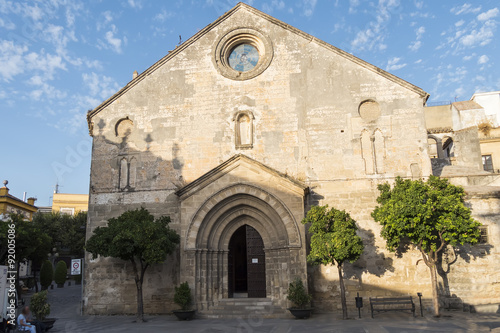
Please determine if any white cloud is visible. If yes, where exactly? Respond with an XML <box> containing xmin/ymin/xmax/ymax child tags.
<box><xmin>351</xmin><ymin>0</ymin><xmax>401</xmax><ymax>51</ymax></box>
<box><xmin>416</xmin><ymin>26</ymin><xmax>425</xmax><ymax>39</ymax></box>
<box><xmin>478</xmin><ymin>55</ymin><xmax>489</xmax><ymax>64</ymax></box>
<box><xmin>462</xmin><ymin>53</ymin><xmax>476</xmax><ymax>61</ymax></box>
<box><xmin>22</xmin><ymin>3</ymin><xmax>44</xmax><ymax>21</ymax></box>
<box><xmin>99</xmin><ymin>24</ymin><xmax>125</xmax><ymax>54</ymax></box>
<box><xmin>27</xmin><ymin>76</ymin><xmax>67</xmax><ymax>101</ymax></box>
<box><xmin>349</xmin><ymin>0</ymin><xmax>359</xmax><ymax>14</ymax></box>
<box><xmin>82</xmin><ymin>72</ymin><xmax>120</xmax><ymax>100</ymax></box>
<box><xmin>0</xmin><ymin>17</ymin><xmax>15</xmax><ymax>29</ymax></box>
<box><xmin>414</xmin><ymin>1</ymin><xmax>423</xmax><ymax>10</ymax></box>
<box><xmin>408</xmin><ymin>40</ymin><xmax>421</xmax><ymax>51</ymax></box>
<box><xmin>262</xmin><ymin>0</ymin><xmax>286</xmax><ymax>13</ymax></box>
<box><xmin>128</xmin><ymin>0</ymin><xmax>143</xmax><ymax>9</ymax></box>
<box><xmin>477</xmin><ymin>8</ymin><xmax>499</xmax><ymax>21</ymax></box>
<box><xmin>301</xmin><ymin>0</ymin><xmax>317</xmax><ymax>17</ymax></box>
<box><xmin>460</xmin><ymin>22</ymin><xmax>496</xmax><ymax>47</ymax></box>
<box><xmin>451</xmin><ymin>3</ymin><xmax>482</xmax><ymax>15</ymax></box>
<box><xmin>154</xmin><ymin>9</ymin><xmax>174</xmax><ymax>22</ymax></box>
<box><xmin>455</xmin><ymin>20</ymin><xmax>465</xmax><ymax>27</ymax></box>
<box><xmin>106</xmin><ymin>31</ymin><xmax>122</xmax><ymax>53</ymax></box>
<box><xmin>0</xmin><ymin>41</ymin><xmax>28</xmax><ymax>82</ymax></box>
<box><xmin>386</xmin><ymin>57</ymin><xmax>407</xmax><ymax>71</ymax></box>
<box><xmin>25</xmin><ymin>51</ymin><xmax>67</xmax><ymax>80</ymax></box>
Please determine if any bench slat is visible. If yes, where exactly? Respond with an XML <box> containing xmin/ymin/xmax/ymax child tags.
<box><xmin>369</xmin><ymin>296</ymin><xmax>415</xmax><ymax>318</ymax></box>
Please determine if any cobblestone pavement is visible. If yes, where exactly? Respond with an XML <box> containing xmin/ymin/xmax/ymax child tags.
<box><xmin>20</xmin><ymin>283</ymin><xmax>500</xmax><ymax>333</ymax></box>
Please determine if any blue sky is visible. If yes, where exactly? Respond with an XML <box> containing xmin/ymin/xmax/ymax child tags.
<box><xmin>1</xmin><ymin>0</ymin><xmax>499</xmax><ymax>206</ymax></box>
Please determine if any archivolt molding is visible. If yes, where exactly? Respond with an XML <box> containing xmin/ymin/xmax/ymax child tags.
<box><xmin>184</xmin><ymin>183</ymin><xmax>302</xmax><ymax>251</ymax></box>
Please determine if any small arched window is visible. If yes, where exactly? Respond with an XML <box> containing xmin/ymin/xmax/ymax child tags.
<box><xmin>115</xmin><ymin>117</ymin><xmax>133</xmax><ymax>137</ymax></box>
<box><xmin>233</xmin><ymin>111</ymin><xmax>254</xmax><ymax>149</ymax></box>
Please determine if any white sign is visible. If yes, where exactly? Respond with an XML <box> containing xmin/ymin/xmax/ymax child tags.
<box><xmin>252</xmin><ymin>258</ymin><xmax>258</xmax><ymax>263</ymax></box>
<box><xmin>71</xmin><ymin>259</ymin><xmax>81</xmax><ymax>275</ymax></box>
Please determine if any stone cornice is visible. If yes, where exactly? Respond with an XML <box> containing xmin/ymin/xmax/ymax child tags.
<box><xmin>175</xmin><ymin>154</ymin><xmax>308</xmax><ymax>199</ymax></box>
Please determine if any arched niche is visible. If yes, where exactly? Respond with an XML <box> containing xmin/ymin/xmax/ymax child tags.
<box><xmin>233</xmin><ymin>111</ymin><xmax>254</xmax><ymax>149</ymax></box>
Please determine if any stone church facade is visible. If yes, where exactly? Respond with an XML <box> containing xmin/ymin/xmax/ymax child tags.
<box><xmin>84</xmin><ymin>3</ymin><xmax>499</xmax><ymax>317</ymax></box>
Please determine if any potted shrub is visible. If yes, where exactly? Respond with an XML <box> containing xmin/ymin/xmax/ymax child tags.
<box><xmin>287</xmin><ymin>277</ymin><xmax>313</xmax><ymax>319</ymax></box>
<box><xmin>30</xmin><ymin>290</ymin><xmax>56</xmax><ymax>330</ymax></box>
<box><xmin>172</xmin><ymin>282</ymin><xmax>195</xmax><ymax>320</ymax></box>
<box><xmin>54</xmin><ymin>261</ymin><xmax>67</xmax><ymax>288</ymax></box>
<box><xmin>40</xmin><ymin>260</ymin><xmax>53</xmax><ymax>291</ymax></box>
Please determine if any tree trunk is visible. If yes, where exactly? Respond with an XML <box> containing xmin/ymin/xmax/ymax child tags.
<box><xmin>338</xmin><ymin>264</ymin><xmax>348</xmax><ymax>319</ymax></box>
<box><xmin>135</xmin><ymin>279</ymin><xmax>144</xmax><ymax>322</ymax></box>
<box><xmin>34</xmin><ymin>269</ymin><xmax>39</xmax><ymax>293</ymax></box>
<box><xmin>131</xmin><ymin>259</ymin><xmax>145</xmax><ymax>323</ymax></box>
<box><xmin>428</xmin><ymin>262</ymin><xmax>440</xmax><ymax>317</ymax></box>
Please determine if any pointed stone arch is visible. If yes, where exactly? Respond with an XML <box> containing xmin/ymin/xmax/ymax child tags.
<box><xmin>185</xmin><ymin>183</ymin><xmax>301</xmax><ymax>251</ymax></box>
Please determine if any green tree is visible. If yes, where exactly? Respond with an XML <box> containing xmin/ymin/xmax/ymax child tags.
<box><xmin>33</xmin><ymin>211</ymin><xmax>87</xmax><ymax>257</ymax></box>
<box><xmin>40</xmin><ymin>260</ymin><xmax>53</xmax><ymax>290</ymax></box>
<box><xmin>54</xmin><ymin>260</ymin><xmax>67</xmax><ymax>286</ymax></box>
<box><xmin>302</xmin><ymin>205</ymin><xmax>364</xmax><ymax>319</ymax></box>
<box><xmin>0</xmin><ymin>214</ymin><xmax>52</xmax><ymax>294</ymax></box>
<box><xmin>372</xmin><ymin>176</ymin><xmax>481</xmax><ymax>317</ymax></box>
<box><xmin>85</xmin><ymin>208</ymin><xmax>180</xmax><ymax>322</ymax></box>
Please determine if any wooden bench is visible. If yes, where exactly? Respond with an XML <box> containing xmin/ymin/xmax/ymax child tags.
<box><xmin>369</xmin><ymin>296</ymin><xmax>415</xmax><ymax>318</ymax></box>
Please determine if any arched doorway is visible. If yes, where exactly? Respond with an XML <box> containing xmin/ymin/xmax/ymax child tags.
<box><xmin>228</xmin><ymin>225</ymin><xmax>266</xmax><ymax>298</ymax></box>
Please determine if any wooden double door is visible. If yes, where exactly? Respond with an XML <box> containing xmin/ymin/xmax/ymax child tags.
<box><xmin>228</xmin><ymin>225</ymin><xmax>266</xmax><ymax>298</ymax></box>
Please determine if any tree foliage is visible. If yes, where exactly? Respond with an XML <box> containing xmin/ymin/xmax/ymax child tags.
<box><xmin>40</xmin><ymin>260</ymin><xmax>53</xmax><ymax>290</ymax></box>
<box><xmin>30</xmin><ymin>290</ymin><xmax>51</xmax><ymax>320</ymax></box>
<box><xmin>372</xmin><ymin>176</ymin><xmax>481</xmax><ymax>316</ymax></box>
<box><xmin>85</xmin><ymin>207</ymin><xmax>180</xmax><ymax>322</ymax></box>
<box><xmin>174</xmin><ymin>282</ymin><xmax>192</xmax><ymax>311</ymax></box>
<box><xmin>0</xmin><ymin>214</ymin><xmax>52</xmax><ymax>294</ymax></box>
<box><xmin>54</xmin><ymin>260</ymin><xmax>67</xmax><ymax>285</ymax></box>
<box><xmin>302</xmin><ymin>205</ymin><xmax>364</xmax><ymax>319</ymax></box>
<box><xmin>286</xmin><ymin>277</ymin><xmax>312</xmax><ymax>309</ymax></box>
<box><xmin>303</xmin><ymin>206</ymin><xmax>364</xmax><ymax>266</ymax></box>
<box><xmin>33</xmin><ymin>211</ymin><xmax>87</xmax><ymax>257</ymax></box>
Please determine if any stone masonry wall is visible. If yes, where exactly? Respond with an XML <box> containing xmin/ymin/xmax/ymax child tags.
<box><xmin>84</xmin><ymin>5</ymin><xmax>499</xmax><ymax>317</ymax></box>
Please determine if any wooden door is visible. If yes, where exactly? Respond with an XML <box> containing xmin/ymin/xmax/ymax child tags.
<box><xmin>246</xmin><ymin>225</ymin><xmax>266</xmax><ymax>298</ymax></box>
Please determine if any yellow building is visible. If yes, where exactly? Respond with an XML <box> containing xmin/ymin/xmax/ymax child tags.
<box><xmin>0</xmin><ymin>180</ymin><xmax>38</xmax><ymax>221</ymax></box>
<box><xmin>51</xmin><ymin>193</ymin><xmax>89</xmax><ymax>215</ymax></box>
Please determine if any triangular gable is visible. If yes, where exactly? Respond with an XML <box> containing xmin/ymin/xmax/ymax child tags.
<box><xmin>175</xmin><ymin>154</ymin><xmax>308</xmax><ymax>199</ymax></box>
<box><xmin>87</xmin><ymin>2</ymin><xmax>429</xmax><ymax>133</ymax></box>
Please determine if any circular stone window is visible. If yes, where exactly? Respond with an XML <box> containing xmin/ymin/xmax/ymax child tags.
<box><xmin>359</xmin><ymin>100</ymin><xmax>381</xmax><ymax>121</ymax></box>
<box><xmin>214</xmin><ymin>28</ymin><xmax>273</xmax><ymax>80</ymax></box>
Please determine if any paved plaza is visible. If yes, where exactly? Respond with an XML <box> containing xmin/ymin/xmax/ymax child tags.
<box><xmin>21</xmin><ymin>283</ymin><xmax>500</xmax><ymax>332</ymax></box>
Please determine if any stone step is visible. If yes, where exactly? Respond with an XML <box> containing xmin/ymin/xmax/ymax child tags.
<box><xmin>198</xmin><ymin>298</ymin><xmax>288</xmax><ymax>319</ymax></box>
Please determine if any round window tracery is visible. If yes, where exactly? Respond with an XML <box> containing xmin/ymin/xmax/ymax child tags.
<box><xmin>228</xmin><ymin>44</ymin><xmax>259</xmax><ymax>72</ymax></box>
<box><xmin>214</xmin><ymin>28</ymin><xmax>273</xmax><ymax>81</ymax></box>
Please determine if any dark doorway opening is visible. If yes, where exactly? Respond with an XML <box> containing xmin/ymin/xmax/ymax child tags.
<box><xmin>228</xmin><ymin>225</ymin><xmax>266</xmax><ymax>298</ymax></box>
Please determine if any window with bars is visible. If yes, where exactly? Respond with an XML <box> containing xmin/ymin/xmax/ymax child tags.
<box><xmin>479</xmin><ymin>226</ymin><xmax>488</xmax><ymax>244</ymax></box>
<box><xmin>482</xmin><ymin>155</ymin><xmax>493</xmax><ymax>172</ymax></box>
